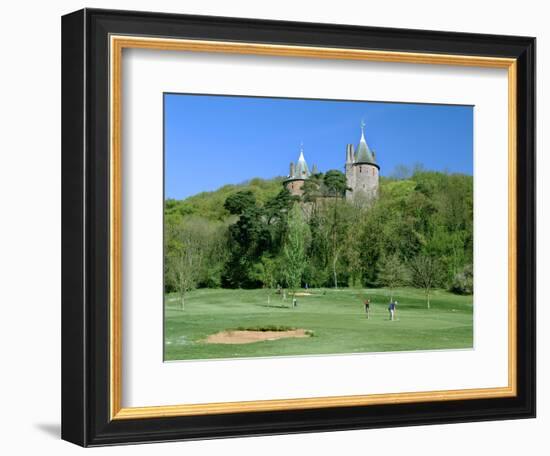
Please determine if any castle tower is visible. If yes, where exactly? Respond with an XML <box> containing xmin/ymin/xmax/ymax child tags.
<box><xmin>283</xmin><ymin>144</ymin><xmax>311</xmax><ymax>197</ymax></box>
<box><xmin>345</xmin><ymin>143</ymin><xmax>355</xmax><ymax>200</ymax></box>
<box><xmin>346</xmin><ymin>121</ymin><xmax>379</xmax><ymax>202</ymax></box>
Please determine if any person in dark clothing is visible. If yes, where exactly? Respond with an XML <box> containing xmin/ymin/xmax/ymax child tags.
<box><xmin>364</xmin><ymin>298</ymin><xmax>371</xmax><ymax>319</ymax></box>
<box><xmin>388</xmin><ymin>301</ymin><xmax>396</xmax><ymax>321</ymax></box>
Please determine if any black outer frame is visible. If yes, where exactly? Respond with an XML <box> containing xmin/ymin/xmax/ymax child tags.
<box><xmin>61</xmin><ymin>8</ymin><xmax>536</xmax><ymax>447</ymax></box>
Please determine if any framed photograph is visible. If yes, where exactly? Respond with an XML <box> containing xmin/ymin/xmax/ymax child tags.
<box><xmin>61</xmin><ymin>8</ymin><xmax>535</xmax><ymax>446</ymax></box>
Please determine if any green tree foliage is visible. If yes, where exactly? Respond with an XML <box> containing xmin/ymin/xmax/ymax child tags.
<box><xmin>302</xmin><ymin>172</ymin><xmax>324</xmax><ymax>203</ymax></box>
<box><xmin>450</xmin><ymin>263</ymin><xmax>473</xmax><ymax>295</ymax></box>
<box><xmin>409</xmin><ymin>254</ymin><xmax>443</xmax><ymax>308</ymax></box>
<box><xmin>165</xmin><ymin>216</ymin><xmax>227</xmax><ymax>308</ymax></box>
<box><xmin>283</xmin><ymin>204</ymin><xmax>310</xmax><ymax>292</ymax></box>
<box><xmin>164</xmin><ymin>168</ymin><xmax>473</xmax><ymax>294</ymax></box>
<box><xmin>264</xmin><ymin>188</ymin><xmax>297</xmax><ymax>249</ymax></box>
<box><xmin>323</xmin><ymin>169</ymin><xmax>349</xmax><ymax>197</ymax></box>
<box><xmin>165</xmin><ymin>177</ymin><xmax>284</xmax><ymax>221</ymax></box>
<box><xmin>223</xmin><ymin>190</ymin><xmax>257</xmax><ymax>215</ymax></box>
<box><xmin>377</xmin><ymin>253</ymin><xmax>409</xmax><ymax>301</ymax></box>
<box><xmin>304</xmin><ymin>209</ymin><xmax>330</xmax><ymax>287</ymax></box>
<box><xmin>222</xmin><ymin>205</ymin><xmax>271</xmax><ymax>288</ymax></box>
<box><xmin>321</xmin><ymin>169</ymin><xmax>350</xmax><ymax>288</ymax></box>
<box><xmin>220</xmin><ymin>188</ymin><xmax>295</xmax><ymax>288</ymax></box>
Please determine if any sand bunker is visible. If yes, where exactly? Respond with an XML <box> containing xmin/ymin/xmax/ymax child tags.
<box><xmin>294</xmin><ymin>292</ymin><xmax>313</xmax><ymax>296</ymax></box>
<box><xmin>203</xmin><ymin>329</ymin><xmax>310</xmax><ymax>344</ymax></box>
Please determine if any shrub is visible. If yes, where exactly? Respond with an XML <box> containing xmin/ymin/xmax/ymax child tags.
<box><xmin>450</xmin><ymin>264</ymin><xmax>473</xmax><ymax>295</ymax></box>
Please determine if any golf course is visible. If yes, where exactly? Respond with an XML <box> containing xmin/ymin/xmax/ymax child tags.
<box><xmin>164</xmin><ymin>287</ymin><xmax>473</xmax><ymax>361</ymax></box>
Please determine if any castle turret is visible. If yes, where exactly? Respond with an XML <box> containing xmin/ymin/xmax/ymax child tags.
<box><xmin>346</xmin><ymin>121</ymin><xmax>379</xmax><ymax>203</ymax></box>
<box><xmin>345</xmin><ymin>144</ymin><xmax>355</xmax><ymax>199</ymax></box>
<box><xmin>346</xmin><ymin>144</ymin><xmax>354</xmax><ymax>164</ymax></box>
<box><xmin>283</xmin><ymin>144</ymin><xmax>311</xmax><ymax>197</ymax></box>
<box><xmin>280</xmin><ymin>123</ymin><xmax>379</xmax><ymax>204</ymax></box>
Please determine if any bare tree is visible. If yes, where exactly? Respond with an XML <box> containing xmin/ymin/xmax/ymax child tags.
<box><xmin>260</xmin><ymin>256</ymin><xmax>278</xmax><ymax>305</ymax></box>
<box><xmin>409</xmin><ymin>254</ymin><xmax>441</xmax><ymax>309</ymax></box>
<box><xmin>377</xmin><ymin>253</ymin><xmax>409</xmax><ymax>301</ymax></box>
<box><xmin>166</xmin><ymin>219</ymin><xmax>206</xmax><ymax>310</ymax></box>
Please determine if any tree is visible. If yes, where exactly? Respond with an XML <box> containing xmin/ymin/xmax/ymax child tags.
<box><xmin>283</xmin><ymin>204</ymin><xmax>309</xmax><ymax>295</ymax></box>
<box><xmin>222</xmin><ymin>191</ymin><xmax>271</xmax><ymax>288</ymax></box>
<box><xmin>164</xmin><ymin>170</ymin><xmax>473</xmax><ymax>294</ymax></box>
<box><xmin>322</xmin><ymin>170</ymin><xmax>349</xmax><ymax>288</ymax></box>
<box><xmin>341</xmin><ymin>210</ymin><xmax>363</xmax><ymax>287</ymax></box>
<box><xmin>196</xmin><ymin>220</ymin><xmax>229</xmax><ymax>288</ymax></box>
<box><xmin>305</xmin><ymin>210</ymin><xmax>331</xmax><ymax>287</ymax></box>
<box><xmin>223</xmin><ymin>190</ymin><xmax>257</xmax><ymax>215</ymax></box>
<box><xmin>264</xmin><ymin>188</ymin><xmax>295</xmax><ymax>223</ymax></box>
<box><xmin>302</xmin><ymin>172</ymin><xmax>324</xmax><ymax>204</ymax></box>
<box><xmin>264</xmin><ymin>188</ymin><xmax>296</xmax><ymax>250</ymax></box>
<box><xmin>323</xmin><ymin>169</ymin><xmax>348</xmax><ymax>197</ymax></box>
<box><xmin>165</xmin><ymin>219</ymin><xmax>208</xmax><ymax>310</ymax></box>
<box><xmin>377</xmin><ymin>253</ymin><xmax>409</xmax><ymax>301</ymax></box>
<box><xmin>409</xmin><ymin>254</ymin><xmax>442</xmax><ymax>308</ymax></box>
<box><xmin>450</xmin><ymin>263</ymin><xmax>473</xmax><ymax>295</ymax></box>
<box><xmin>258</xmin><ymin>255</ymin><xmax>281</xmax><ymax>304</ymax></box>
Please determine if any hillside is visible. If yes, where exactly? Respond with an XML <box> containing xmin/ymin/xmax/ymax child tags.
<box><xmin>164</xmin><ymin>170</ymin><xmax>473</xmax><ymax>290</ymax></box>
<box><xmin>165</xmin><ymin>176</ymin><xmax>285</xmax><ymax>221</ymax></box>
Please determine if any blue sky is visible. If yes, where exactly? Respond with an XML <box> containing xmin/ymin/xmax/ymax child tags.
<box><xmin>164</xmin><ymin>94</ymin><xmax>473</xmax><ymax>200</ymax></box>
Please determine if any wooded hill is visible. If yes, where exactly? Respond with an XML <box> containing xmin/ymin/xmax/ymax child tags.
<box><xmin>164</xmin><ymin>169</ymin><xmax>473</xmax><ymax>303</ymax></box>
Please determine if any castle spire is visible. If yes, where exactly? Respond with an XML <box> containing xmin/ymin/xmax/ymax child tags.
<box><xmin>355</xmin><ymin>120</ymin><xmax>376</xmax><ymax>165</ymax></box>
<box><xmin>294</xmin><ymin>142</ymin><xmax>310</xmax><ymax>178</ymax></box>
<box><xmin>298</xmin><ymin>142</ymin><xmax>305</xmax><ymax>162</ymax></box>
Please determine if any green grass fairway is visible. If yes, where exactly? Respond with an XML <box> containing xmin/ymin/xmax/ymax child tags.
<box><xmin>164</xmin><ymin>288</ymin><xmax>473</xmax><ymax>361</ymax></box>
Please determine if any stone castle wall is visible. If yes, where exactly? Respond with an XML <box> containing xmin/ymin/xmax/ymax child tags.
<box><xmin>345</xmin><ymin>163</ymin><xmax>379</xmax><ymax>202</ymax></box>
<box><xmin>285</xmin><ymin>179</ymin><xmax>305</xmax><ymax>197</ymax></box>
<box><xmin>345</xmin><ymin>162</ymin><xmax>355</xmax><ymax>200</ymax></box>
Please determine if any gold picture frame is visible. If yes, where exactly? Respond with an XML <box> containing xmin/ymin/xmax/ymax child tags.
<box><xmin>109</xmin><ymin>36</ymin><xmax>517</xmax><ymax>420</ymax></box>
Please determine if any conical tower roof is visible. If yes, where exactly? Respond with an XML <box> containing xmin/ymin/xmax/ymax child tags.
<box><xmin>354</xmin><ymin>121</ymin><xmax>377</xmax><ymax>166</ymax></box>
<box><xmin>293</xmin><ymin>145</ymin><xmax>311</xmax><ymax>179</ymax></box>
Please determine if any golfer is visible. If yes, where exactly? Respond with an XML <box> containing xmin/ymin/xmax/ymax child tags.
<box><xmin>388</xmin><ymin>300</ymin><xmax>396</xmax><ymax>321</ymax></box>
<box><xmin>364</xmin><ymin>298</ymin><xmax>371</xmax><ymax>319</ymax></box>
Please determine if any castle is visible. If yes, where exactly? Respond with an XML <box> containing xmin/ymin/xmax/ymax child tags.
<box><xmin>283</xmin><ymin>122</ymin><xmax>380</xmax><ymax>203</ymax></box>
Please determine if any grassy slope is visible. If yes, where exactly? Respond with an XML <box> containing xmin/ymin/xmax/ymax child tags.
<box><xmin>166</xmin><ymin>177</ymin><xmax>285</xmax><ymax>221</ymax></box>
<box><xmin>164</xmin><ymin>287</ymin><xmax>473</xmax><ymax>361</ymax></box>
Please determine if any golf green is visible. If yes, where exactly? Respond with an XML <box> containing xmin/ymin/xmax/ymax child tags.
<box><xmin>164</xmin><ymin>287</ymin><xmax>473</xmax><ymax>361</ymax></box>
